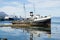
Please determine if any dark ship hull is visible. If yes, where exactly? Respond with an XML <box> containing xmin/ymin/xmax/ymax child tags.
<box><xmin>32</xmin><ymin>18</ymin><xmax>51</xmax><ymax>27</ymax></box>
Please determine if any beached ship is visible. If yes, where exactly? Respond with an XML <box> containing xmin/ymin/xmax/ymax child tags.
<box><xmin>12</xmin><ymin>3</ymin><xmax>51</xmax><ymax>26</ymax></box>
<box><xmin>12</xmin><ymin>12</ymin><xmax>51</xmax><ymax>27</ymax></box>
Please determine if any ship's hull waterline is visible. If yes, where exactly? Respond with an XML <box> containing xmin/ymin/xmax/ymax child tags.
<box><xmin>12</xmin><ymin>18</ymin><xmax>51</xmax><ymax>27</ymax></box>
<box><xmin>32</xmin><ymin>18</ymin><xmax>51</xmax><ymax>27</ymax></box>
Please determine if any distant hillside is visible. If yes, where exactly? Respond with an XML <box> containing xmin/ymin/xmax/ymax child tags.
<box><xmin>0</xmin><ymin>12</ymin><xmax>8</xmax><ymax>17</ymax></box>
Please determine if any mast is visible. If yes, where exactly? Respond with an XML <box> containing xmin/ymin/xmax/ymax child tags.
<box><xmin>23</xmin><ymin>3</ymin><xmax>26</xmax><ymax>18</ymax></box>
<box><xmin>33</xmin><ymin>3</ymin><xmax>35</xmax><ymax>13</ymax></box>
<box><xmin>31</xmin><ymin>0</ymin><xmax>35</xmax><ymax>13</ymax></box>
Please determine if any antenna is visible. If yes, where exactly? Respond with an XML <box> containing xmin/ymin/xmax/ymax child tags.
<box><xmin>23</xmin><ymin>3</ymin><xmax>26</xmax><ymax>18</ymax></box>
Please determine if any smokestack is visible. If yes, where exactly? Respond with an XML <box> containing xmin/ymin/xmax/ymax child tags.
<box><xmin>30</xmin><ymin>12</ymin><xmax>33</xmax><ymax>17</ymax></box>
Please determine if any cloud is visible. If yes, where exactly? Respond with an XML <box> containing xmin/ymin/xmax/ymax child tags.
<box><xmin>27</xmin><ymin>0</ymin><xmax>60</xmax><ymax>16</ymax></box>
<box><xmin>0</xmin><ymin>0</ymin><xmax>60</xmax><ymax>17</ymax></box>
<box><xmin>0</xmin><ymin>1</ymin><xmax>34</xmax><ymax>17</ymax></box>
<box><xmin>4</xmin><ymin>1</ymin><xmax>20</xmax><ymax>6</ymax></box>
<box><xmin>0</xmin><ymin>1</ymin><xmax>33</xmax><ymax>17</ymax></box>
<box><xmin>0</xmin><ymin>6</ymin><xmax>25</xmax><ymax>17</ymax></box>
<box><xmin>28</xmin><ymin>0</ymin><xmax>60</xmax><ymax>8</ymax></box>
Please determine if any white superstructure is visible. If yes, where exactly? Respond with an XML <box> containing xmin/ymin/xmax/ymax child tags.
<box><xmin>33</xmin><ymin>15</ymin><xmax>51</xmax><ymax>22</ymax></box>
<box><xmin>29</xmin><ymin>12</ymin><xmax>51</xmax><ymax>23</ymax></box>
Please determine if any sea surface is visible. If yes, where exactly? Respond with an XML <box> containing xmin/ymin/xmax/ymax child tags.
<box><xmin>0</xmin><ymin>17</ymin><xmax>60</xmax><ymax>40</ymax></box>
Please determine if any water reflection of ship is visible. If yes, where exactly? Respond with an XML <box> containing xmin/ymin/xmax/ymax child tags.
<box><xmin>23</xmin><ymin>27</ymin><xmax>51</xmax><ymax>40</ymax></box>
<box><xmin>29</xmin><ymin>30</ymin><xmax>51</xmax><ymax>40</ymax></box>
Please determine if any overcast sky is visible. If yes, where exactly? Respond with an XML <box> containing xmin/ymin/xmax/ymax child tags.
<box><xmin>0</xmin><ymin>0</ymin><xmax>60</xmax><ymax>17</ymax></box>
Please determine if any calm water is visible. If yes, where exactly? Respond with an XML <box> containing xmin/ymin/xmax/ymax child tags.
<box><xmin>0</xmin><ymin>17</ymin><xmax>60</xmax><ymax>40</ymax></box>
